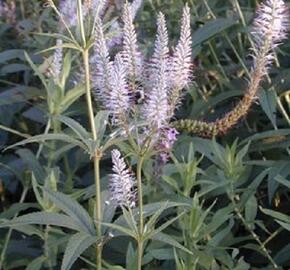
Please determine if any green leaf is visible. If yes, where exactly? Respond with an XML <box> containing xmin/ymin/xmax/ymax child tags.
<box><xmin>0</xmin><ymin>203</ymin><xmax>39</xmax><ymax>219</ymax></box>
<box><xmin>276</xmin><ymin>221</ymin><xmax>290</xmax><ymax>232</ymax></box>
<box><xmin>56</xmin><ymin>115</ymin><xmax>89</xmax><ymax>141</ymax></box>
<box><xmin>259</xmin><ymin>89</ymin><xmax>277</xmax><ymax>128</ymax></box>
<box><xmin>60</xmin><ymin>84</ymin><xmax>85</xmax><ymax>113</ymax></box>
<box><xmin>25</xmin><ymin>256</ymin><xmax>46</xmax><ymax>270</ymax></box>
<box><xmin>239</xmin><ymin>169</ymin><xmax>269</xmax><ymax>207</ymax></box>
<box><xmin>242</xmin><ymin>129</ymin><xmax>290</xmax><ymax>142</ymax></box>
<box><xmin>101</xmin><ymin>222</ymin><xmax>137</xmax><ymax>238</ymax></box>
<box><xmin>0</xmin><ymin>212</ymin><xmax>83</xmax><ymax>231</ymax></box>
<box><xmin>0</xmin><ymin>63</ymin><xmax>30</xmax><ymax>75</ymax></box>
<box><xmin>32</xmin><ymin>174</ymin><xmax>46</xmax><ymax>210</ymax></box>
<box><xmin>115</xmin><ymin>202</ymin><xmax>190</xmax><ymax>228</ymax></box>
<box><xmin>274</xmin><ymin>242</ymin><xmax>290</xmax><ymax>264</ymax></box>
<box><xmin>144</xmin><ymin>202</ymin><xmax>170</xmax><ymax>234</ymax></box>
<box><xmin>60</xmin><ymin>51</ymin><xmax>72</xmax><ymax>88</ymax></box>
<box><xmin>192</xmin><ymin>18</ymin><xmax>237</xmax><ymax>47</ymax></box>
<box><xmin>245</xmin><ymin>195</ymin><xmax>258</xmax><ymax>224</ymax></box>
<box><xmin>275</xmin><ymin>174</ymin><xmax>290</xmax><ymax>189</ymax></box>
<box><xmin>44</xmin><ymin>189</ymin><xmax>96</xmax><ymax>235</ymax></box>
<box><xmin>5</xmin><ymin>133</ymin><xmax>88</xmax><ymax>152</ymax></box>
<box><xmin>12</xmin><ymin>224</ymin><xmax>44</xmax><ymax>239</ymax></box>
<box><xmin>121</xmin><ymin>207</ymin><xmax>138</xmax><ymax>235</ymax></box>
<box><xmin>261</xmin><ymin>208</ymin><xmax>290</xmax><ymax>224</ymax></box>
<box><xmin>146</xmin><ymin>212</ymin><xmax>186</xmax><ymax>240</ymax></box>
<box><xmin>152</xmin><ymin>232</ymin><xmax>192</xmax><ymax>255</ymax></box>
<box><xmin>0</xmin><ymin>49</ymin><xmax>25</xmax><ymax>63</ymax></box>
<box><xmin>24</xmin><ymin>52</ymin><xmax>48</xmax><ymax>90</ymax></box>
<box><xmin>16</xmin><ymin>149</ymin><xmax>45</xmax><ymax>184</ymax></box>
<box><xmin>162</xmin><ymin>176</ymin><xmax>179</xmax><ymax>192</ymax></box>
<box><xmin>61</xmin><ymin>232</ymin><xmax>97</xmax><ymax>270</ymax></box>
<box><xmin>94</xmin><ymin>110</ymin><xmax>110</xmax><ymax>146</ymax></box>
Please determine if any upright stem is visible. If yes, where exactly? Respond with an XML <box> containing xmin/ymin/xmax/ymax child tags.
<box><xmin>44</xmin><ymin>225</ymin><xmax>53</xmax><ymax>270</ymax></box>
<box><xmin>83</xmin><ymin>50</ymin><xmax>97</xmax><ymax>140</ymax></box>
<box><xmin>94</xmin><ymin>155</ymin><xmax>102</xmax><ymax>270</ymax></box>
<box><xmin>136</xmin><ymin>155</ymin><xmax>145</xmax><ymax>270</ymax></box>
<box><xmin>83</xmin><ymin>49</ymin><xmax>102</xmax><ymax>270</ymax></box>
<box><xmin>229</xmin><ymin>194</ymin><xmax>278</xmax><ymax>269</ymax></box>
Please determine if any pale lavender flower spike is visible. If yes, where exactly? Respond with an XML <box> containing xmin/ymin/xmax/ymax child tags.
<box><xmin>52</xmin><ymin>39</ymin><xmax>63</xmax><ymax>79</ymax></box>
<box><xmin>108</xmin><ymin>0</ymin><xmax>143</xmax><ymax>49</ymax></box>
<box><xmin>59</xmin><ymin>0</ymin><xmax>78</xmax><ymax>27</ymax></box>
<box><xmin>109</xmin><ymin>149</ymin><xmax>136</xmax><ymax>208</ymax></box>
<box><xmin>93</xmin><ymin>19</ymin><xmax>113</xmax><ymax>105</ymax></box>
<box><xmin>108</xmin><ymin>54</ymin><xmax>130</xmax><ymax>123</ymax></box>
<box><xmin>121</xmin><ymin>2</ymin><xmax>143</xmax><ymax>79</ymax></box>
<box><xmin>168</xmin><ymin>4</ymin><xmax>192</xmax><ymax>114</ymax></box>
<box><xmin>251</xmin><ymin>0</ymin><xmax>289</xmax><ymax>73</ymax></box>
<box><xmin>85</xmin><ymin>0</ymin><xmax>109</xmax><ymax>18</ymax></box>
<box><xmin>144</xmin><ymin>12</ymin><xmax>170</xmax><ymax>129</ymax></box>
<box><xmin>59</xmin><ymin>0</ymin><xmax>108</xmax><ymax>28</ymax></box>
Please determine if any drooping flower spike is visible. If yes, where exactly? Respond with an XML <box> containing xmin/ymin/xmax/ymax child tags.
<box><xmin>174</xmin><ymin>0</ymin><xmax>289</xmax><ymax>137</ymax></box>
<box><xmin>251</xmin><ymin>0</ymin><xmax>289</xmax><ymax>73</ymax></box>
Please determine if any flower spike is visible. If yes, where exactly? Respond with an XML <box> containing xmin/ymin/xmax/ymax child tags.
<box><xmin>109</xmin><ymin>149</ymin><xmax>136</xmax><ymax>208</ymax></box>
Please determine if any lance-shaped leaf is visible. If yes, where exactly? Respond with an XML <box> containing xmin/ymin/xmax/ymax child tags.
<box><xmin>0</xmin><ymin>212</ymin><xmax>83</xmax><ymax>231</ymax></box>
<box><xmin>43</xmin><ymin>188</ymin><xmax>96</xmax><ymax>235</ymax></box>
<box><xmin>61</xmin><ymin>232</ymin><xmax>99</xmax><ymax>270</ymax></box>
<box><xmin>152</xmin><ymin>232</ymin><xmax>192</xmax><ymax>255</ymax></box>
<box><xmin>5</xmin><ymin>134</ymin><xmax>88</xmax><ymax>152</ymax></box>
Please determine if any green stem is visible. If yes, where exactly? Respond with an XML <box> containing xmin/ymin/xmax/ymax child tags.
<box><xmin>83</xmin><ymin>49</ymin><xmax>102</xmax><ymax>270</ymax></box>
<box><xmin>83</xmin><ymin>50</ymin><xmax>97</xmax><ymax>140</ymax></box>
<box><xmin>137</xmin><ymin>156</ymin><xmax>145</xmax><ymax>270</ymax></box>
<box><xmin>20</xmin><ymin>0</ymin><xmax>25</xmax><ymax>20</ymax></box>
<box><xmin>230</xmin><ymin>196</ymin><xmax>278</xmax><ymax>269</ymax></box>
<box><xmin>44</xmin><ymin>225</ymin><xmax>53</xmax><ymax>270</ymax></box>
<box><xmin>95</xmin><ymin>155</ymin><xmax>102</xmax><ymax>270</ymax></box>
<box><xmin>0</xmin><ymin>187</ymin><xmax>28</xmax><ymax>269</ymax></box>
<box><xmin>0</xmin><ymin>124</ymin><xmax>30</xmax><ymax>139</ymax></box>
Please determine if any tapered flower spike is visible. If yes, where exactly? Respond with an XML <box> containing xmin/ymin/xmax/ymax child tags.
<box><xmin>173</xmin><ymin>0</ymin><xmax>289</xmax><ymax>137</ymax></box>
<box><xmin>169</xmin><ymin>3</ymin><xmax>192</xmax><ymax>114</ymax></box>
<box><xmin>144</xmin><ymin>12</ymin><xmax>169</xmax><ymax>129</ymax></box>
<box><xmin>149</xmin><ymin>12</ymin><xmax>169</xmax><ymax>85</ymax></box>
<box><xmin>109</xmin><ymin>149</ymin><xmax>136</xmax><ymax>208</ymax></box>
<box><xmin>130</xmin><ymin>0</ymin><xmax>143</xmax><ymax>19</ymax></box>
<box><xmin>59</xmin><ymin>0</ymin><xmax>78</xmax><ymax>27</ymax></box>
<box><xmin>84</xmin><ymin>0</ymin><xmax>108</xmax><ymax>18</ymax></box>
<box><xmin>52</xmin><ymin>39</ymin><xmax>63</xmax><ymax>79</ymax></box>
<box><xmin>0</xmin><ymin>0</ymin><xmax>16</xmax><ymax>23</ymax></box>
<box><xmin>121</xmin><ymin>2</ymin><xmax>142</xmax><ymax>81</ymax></box>
<box><xmin>93</xmin><ymin>19</ymin><xmax>113</xmax><ymax>105</ymax></box>
<box><xmin>252</xmin><ymin>0</ymin><xmax>289</xmax><ymax>73</ymax></box>
<box><xmin>108</xmin><ymin>54</ymin><xmax>131</xmax><ymax>123</ymax></box>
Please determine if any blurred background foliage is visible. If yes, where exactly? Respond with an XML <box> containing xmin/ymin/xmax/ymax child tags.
<box><xmin>1</xmin><ymin>0</ymin><xmax>290</xmax><ymax>269</ymax></box>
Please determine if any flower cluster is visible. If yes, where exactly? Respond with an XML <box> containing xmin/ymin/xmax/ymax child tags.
<box><xmin>93</xmin><ymin>3</ymin><xmax>192</xmax><ymax>132</ymax></box>
<box><xmin>0</xmin><ymin>0</ymin><xmax>16</xmax><ymax>24</ymax></box>
<box><xmin>59</xmin><ymin>0</ymin><xmax>108</xmax><ymax>28</ymax></box>
<box><xmin>109</xmin><ymin>149</ymin><xmax>136</xmax><ymax>208</ymax></box>
<box><xmin>93</xmin><ymin>5</ymin><xmax>193</xmax><ymax>198</ymax></box>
